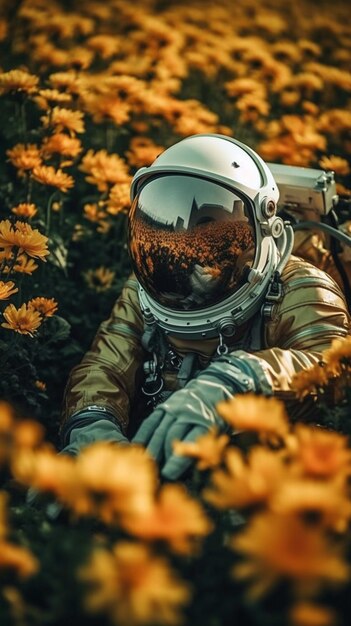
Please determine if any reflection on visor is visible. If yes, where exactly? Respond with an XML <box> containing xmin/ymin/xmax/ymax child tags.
<box><xmin>128</xmin><ymin>175</ymin><xmax>255</xmax><ymax>311</ymax></box>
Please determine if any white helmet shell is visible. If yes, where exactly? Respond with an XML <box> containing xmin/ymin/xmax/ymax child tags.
<box><xmin>129</xmin><ymin>134</ymin><xmax>292</xmax><ymax>340</ymax></box>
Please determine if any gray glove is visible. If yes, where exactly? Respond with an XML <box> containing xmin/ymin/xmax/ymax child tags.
<box><xmin>60</xmin><ymin>407</ymin><xmax>129</xmax><ymax>456</ymax></box>
<box><xmin>132</xmin><ymin>352</ymin><xmax>271</xmax><ymax>480</ymax></box>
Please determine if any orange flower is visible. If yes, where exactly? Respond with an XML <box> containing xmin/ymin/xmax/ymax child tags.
<box><xmin>34</xmin><ymin>380</ymin><xmax>46</xmax><ymax>392</ymax></box>
<box><xmin>86</xmin><ymin>34</ymin><xmax>121</xmax><ymax>59</ymax></box>
<box><xmin>41</xmin><ymin>107</ymin><xmax>85</xmax><ymax>135</ymax></box>
<box><xmin>123</xmin><ymin>483</ymin><xmax>212</xmax><ymax>554</ymax></box>
<box><xmin>319</xmin><ymin>155</ymin><xmax>350</xmax><ymax>176</ymax></box>
<box><xmin>6</xmin><ymin>144</ymin><xmax>42</xmax><ymax>173</ymax></box>
<box><xmin>217</xmin><ymin>394</ymin><xmax>289</xmax><ymax>441</ymax></box>
<box><xmin>322</xmin><ymin>336</ymin><xmax>351</xmax><ymax>376</ymax></box>
<box><xmin>37</xmin><ymin>88</ymin><xmax>72</xmax><ymax>104</ymax></box>
<box><xmin>0</xmin><ymin>280</ymin><xmax>18</xmax><ymax>300</ymax></box>
<box><xmin>0</xmin><ymin>541</ymin><xmax>39</xmax><ymax>578</ymax></box>
<box><xmin>83</xmin><ymin>204</ymin><xmax>107</xmax><ymax>223</ymax></box>
<box><xmin>12</xmin><ymin>254</ymin><xmax>39</xmax><ymax>275</ymax></box>
<box><xmin>1</xmin><ymin>303</ymin><xmax>42</xmax><ymax>336</ymax></box>
<box><xmin>172</xmin><ymin>428</ymin><xmax>229</xmax><ymax>471</ymax></box>
<box><xmin>291</xmin><ymin>364</ymin><xmax>330</xmax><ymax>398</ymax></box>
<box><xmin>289</xmin><ymin>601</ymin><xmax>336</xmax><ymax>626</ymax></box>
<box><xmin>271</xmin><ymin>478</ymin><xmax>351</xmax><ymax>532</ymax></box>
<box><xmin>79</xmin><ymin>149</ymin><xmax>131</xmax><ymax>192</ymax></box>
<box><xmin>11</xmin><ymin>203</ymin><xmax>38</xmax><ymax>218</ymax></box>
<box><xmin>32</xmin><ymin>165</ymin><xmax>74</xmax><ymax>193</ymax></box>
<box><xmin>204</xmin><ymin>446</ymin><xmax>286</xmax><ymax>509</ymax></box>
<box><xmin>41</xmin><ymin>133</ymin><xmax>82</xmax><ymax>159</ymax></box>
<box><xmin>60</xmin><ymin>444</ymin><xmax>157</xmax><ymax>523</ymax></box>
<box><xmin>0</xmin><ymin>492</ymin><xmax>8</xmax><ymax>539</ymax></box>
<box><xmin>83</xmin><ymin>267</ymin><xmax>115</xmax><ymax>292</ymax></box>
<box><xmin>28</xmin><ymin>297</ymin><xmax>58</xmax><ymax>317</ymax></box>
<box><xmin>232</xmin><ymin>512</ymin><xmax>349</xmax><ymax>599</ymax></box>
<box><xmin>286</xmin><ymin>424</ymin><xmax>351</xmax><ymax>479</ymax></box>
<box><xmin>13</xmin><ymin>420</ymin><xmax>45</xmax><ymax>450</ymax></box>
<box><xmin>126</xmin><ymin>136</ymin><xmax>165</xmax><ymax>168</ymax></box>
<box><xmin>79</xmin><ymin>542</ymin><xmax>191</xmax><ymax>626</ymax></box>
<box><xmin>106</xmin><ymin>183</ymin><xmax>131</xmax><ymax>215</ymax></box>
<box><xmin>12</xmin><ymin>447</ymin><xmax>75</xmax><ymax>504</ymax></box>
<box><xmin>0</xmin><ymin>69</ymin><xmax>39</xmax><ymax>94</ymax></box>
<box><xmin>0</xmin><ymin>220</ymin><xmax>49</xmax><ymax>260</ymax></box>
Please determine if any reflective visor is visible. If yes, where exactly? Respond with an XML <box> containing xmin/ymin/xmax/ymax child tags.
<box><xmin>128</xmin><ymin>175</ymin><xmax>256</xmax><ymax>311</ymax></box>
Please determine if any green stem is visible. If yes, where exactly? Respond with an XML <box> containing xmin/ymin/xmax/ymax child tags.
<box><xmin>45</xmin><ymin>190</ymin><xmax>59</xmax><ymax>236</ymax></box>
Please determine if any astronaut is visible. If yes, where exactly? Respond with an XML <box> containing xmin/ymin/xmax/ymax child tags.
<box><xmin>60</xmin><ymin>134</ymin><xmax>350</xmax><ymax>480</ymax></box>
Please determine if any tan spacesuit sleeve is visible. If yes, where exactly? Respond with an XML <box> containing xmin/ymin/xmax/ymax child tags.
<box><xmin>62</xmin><ymin>276</ymin><xmax>145</xmax><ymax>432</ymax></box>
<box><xmin>250</xmin><ymin>256</ymin><xmax>350</xmax><ymax>397</ymax></box>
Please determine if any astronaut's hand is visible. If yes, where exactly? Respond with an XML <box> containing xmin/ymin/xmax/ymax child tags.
<box><xmin>60</xmin><ymin>409</ymin><xmax>129</xmax><ymax>457</ymax></box>
<box><xmin>133</xmin><ymin>354</ymin><xmax>265</xmax><ymax>481</ymax></box>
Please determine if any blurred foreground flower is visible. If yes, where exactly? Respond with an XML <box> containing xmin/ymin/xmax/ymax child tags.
<box><xmin>122</xmin><ymin>483</ymin><xmax>212</xmax><ymax>554</ymax></box>
<box><xmin>79</xmin><ymin>541</ymin><xmax>191</xmax><ymax>626</ymax></box>
<box><xmin>0</xmin><ymin>492</ymin><xmax>39</xmax><ymax>578</ymax></box>
<box><xmin>217</xmin><ymin>393</ymin><xmax>289</xmax><ymax>442</ymax></box>
<box><xmin>232</xmin><ymin>512</ymin><xmax>349</xmax><ymax>600</ymax></box>
<box><xmin>172</xmin><ymin>428</ymin><xmax>229</xmax><ymax>471</ymax></box>
<box><xmin>204</xmin><ymin>446</ymin><xmax>287</xmax><ymax>509</ymax></box>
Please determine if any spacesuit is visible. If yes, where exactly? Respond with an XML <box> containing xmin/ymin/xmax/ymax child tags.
<box><xmin>60</xmin><ymin>134</ymin><xmax>350</xmax><ymax>480</ymax></box>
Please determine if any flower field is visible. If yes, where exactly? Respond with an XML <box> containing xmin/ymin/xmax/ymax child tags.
<box><xmin>0</xmin><ymin>0</ymin><xmax>351</xmax><ymax>624</ymax></box>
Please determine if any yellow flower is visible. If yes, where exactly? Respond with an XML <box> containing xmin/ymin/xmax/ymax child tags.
<box><xmin>0</xmin><ymin>281</ymin><xmax>18</xmax><ymax>300</ymax></box>
<box><xmin>83</xmin><ymin>267</ymin><xmax>115</xmax><ymax>292</ymax></box>
<box><xmin>32</xmin><ymin>165</ymin><xmax>74</xmax><ymax>193</ymax></box>
<box><xmin>41</xmin><ymin>106</ymin><xmax>85</xmax><ymax>135</ymax></box>
<box><xmin>79</xmin><ymin>149</ymin><xmax>130</xmax><ymax>192</ymax></box>
<box><xmin>319</xmin><ymin>155</ymin><xmax>350</xmax><ymax>176</ymax></box>
<box><xmin>172</xmin><ymin>428</ymin><xmax>229</xmax><ymax>471</ymax></box>
<box><xmin>6</xmin><ymin>144</ymin><xmax>42</xmax><ymax>173</ymax></box>
<box><xmin>322</xmin><ymin>335</ymin><xmax>351</xmax><ymax>376</ymax></box>
<box><xmin>0</xmin><ymin>69</ymin><xmax>39</xmax><ymax>94</ymax></box>
<box><xmin>79</xmin><ymin>542</ymin><xmax>191</xmax><ymax>626</ymax></box>
<box><xmin>106</xmin><ymin>183</ymin><xmax>131</xmax><ymax>215</ymax></box>
<box><xmin>37</xmin><ymin>88</ymin><xmax>72</xmax><ymax>104</ymax></box>
<box><xmin>83</xmin><ymin>204</ymin><xmax>107</xmax><ymax>223</ymax></box>
<box><xmin>216</xmin><ymin>394</ymin><xmax>289</xmax><ymax>441</ymax></box>
<box><xmin>0</xmin><ymin>541</ymin><xmax>39</xmax><ymax>578</ymax></box>
<box><xmin>289</xmin><ymin>601</ymin><xmax>336</xmax><ymax>626</ymax></box>
<box><xmin>291</xmin><ymin>364</ymin><xmax>329</xmax><ymax>399</ymax></box>
<box><xmin>123</xmin><ymin>483</ymin><xmax>212</xmax><ymax>554</ymax></box>
<box><xmin>2</xmin><ymin>303</ymin><xmax>42</xmax><ymax>336</ymax></box>
<box><xmin>28</xmin><ymin>297</ymin><xmax>58</xmax><ymax>317</ymax></box>
<box><xmin>11</xmin><ymin>203</ymin><xmax>37</xmax><ymax>218</ymax></box>
<box><xmin>34</xmin><ymin>380</ymin><xmax>46</xmax><ymax>392</ymax></box>
<box><xmin>13</xmin><ymin>420</ymin><xmax>45</xmax><ymax>450</ymax></box>
<box><xmin>12</xmin><ymin>447</ymin><xmax>75</xmax><ymax>497</ymax></box>
<box><xmin>126</xmin><ymin>136</ymin><xmax>165</xmax><ymax>168</ymax></box>
<box><xmin>0</xmin><ymin>220</ymin><xmax>49</xmax><ymax>260</ymax></box>
<box><xmin>232</xmin><ymin>512</ymin><xmax>349</xmax><ymax>599</ymax></box>
<box><xmin>204</xmin><ymin>446</ymin><xmax>286</xmax><ymax>509</ymax></box>
<box><xmin>41</xmin><ymin>133</ymin><xmax>82</xmax><ymax>158</ymax></box>
<box><xmin>86</xmin><ymin>34</ymin><xmax>121</xmax><ymax>59</ymax></box>
<box><xmin>271</xmin><ymin>478</ymin><xmax>351</xmax><ymax>532</ymax></box>
<box><xmin>286</xmin><ymin>424</ymin><xmax>351</xmax><ymax>479</ymax></box>
<box><xmin>12</xmin><ymin>254</ymin><xmax>39</xmax><ymax>275</ymax></box>
<box><xmin>60</xmin><ymin>444</ymin><xmax>157</xmax><ymax>523</ymax></box>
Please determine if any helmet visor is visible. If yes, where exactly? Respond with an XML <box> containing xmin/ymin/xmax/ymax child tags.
<box><xmin>128</xmin><ymin>175</ymin><xmax>256</xmax><ymax>311</ymax></box>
